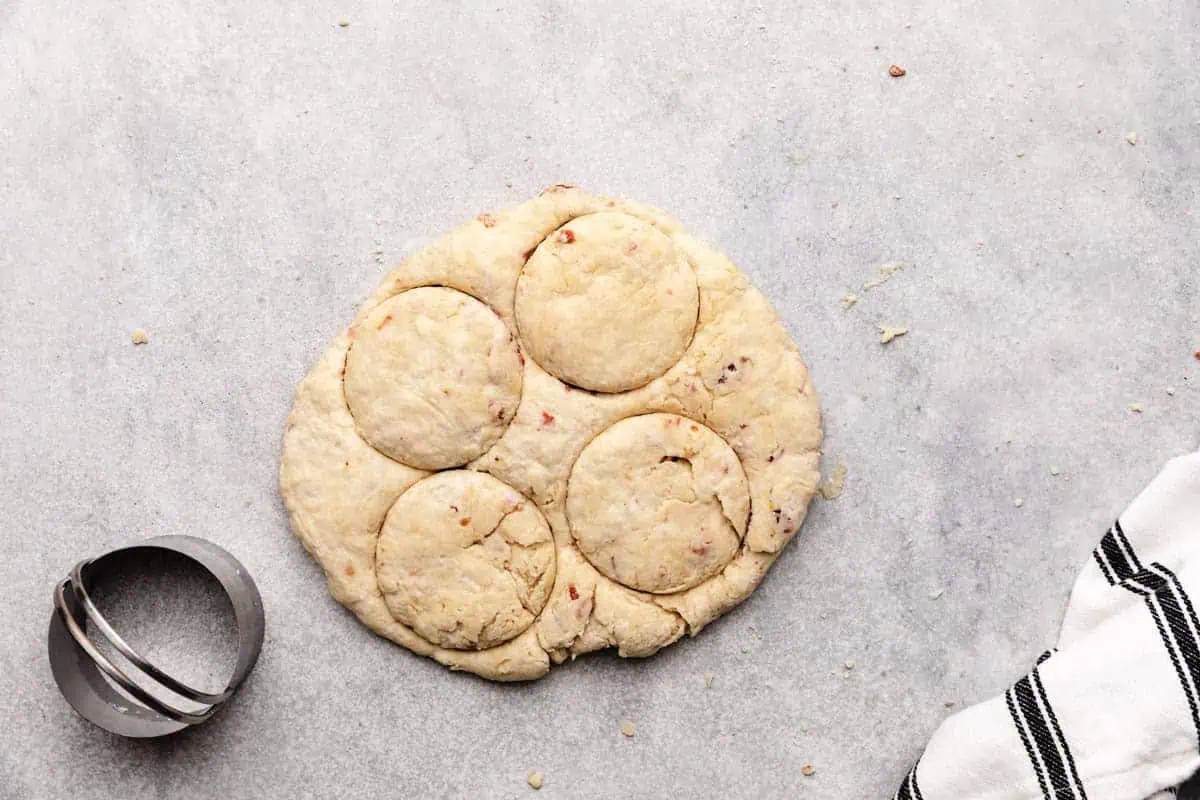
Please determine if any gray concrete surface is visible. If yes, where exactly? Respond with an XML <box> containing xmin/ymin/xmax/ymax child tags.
<box><xmin>2</xmin><ymin>0</ymin><xmax>1198</xmax><ymax>797</ymax></box>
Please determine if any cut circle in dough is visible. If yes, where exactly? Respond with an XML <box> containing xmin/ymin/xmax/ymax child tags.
<box><xmin>515</xmin><ymin>211</ymin><xmax>699</xmax><ymax>393</ymax></box>
<box><xmin>567</xmin><ymin>413</ymin><xmax>750</xmax><ymax>594</ymax></box>
<box><xmin>376</xmin><ymin>470</ymin><xmax>556</xmax><ymax>651</ymax></box>
<box><xmin>344</xmin><ymin>286</ymin><xmax>522</xmax><ymax>470</ymax></box>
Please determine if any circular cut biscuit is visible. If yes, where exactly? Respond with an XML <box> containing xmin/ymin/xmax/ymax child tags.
<box><xmin>344</xmin><ymin>287</ymin><xmax>522</xmax><ymax>470</ymax></box>
<box><xmin>376</xmin><ymin>471</ymin><xmax>555</xmax><ymax>650</ymax></box>
<box><xmin>567</xmin><ymin>414</ymin><xmax>749</xmax><ymax>594</ymax></box>
<box><xmin>515</xmin><ymin>211</ymin><xmax>699</xmax><ymax>393</ymax></box>
<box><xmin>279</xmin><ymin>186</ymin><xmax>823</xmax><ymax>682</ymax></box>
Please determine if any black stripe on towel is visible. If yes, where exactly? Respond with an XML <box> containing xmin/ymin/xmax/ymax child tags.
<box><xmin>1012</xmin><ymin>673</ymin><xmax>1086</xmax><ymax>799</ymax></box>
<box><xmin>1097</xmin><ymin>520</ymin><xmax>1200</xmax><ymax>744</ymax></box>
<box><xmin>894</xmin><ymin>758</ymin><xmax>924</xmax><ymax>800</ymax></box>
<box><xmin>1031</xmin><ymin>667</ymin><xmax>1087</xmax><ymax>798</ymax></box>
<box><xmin>1006</xmin><ymin>684</ymin><xmax>1052</xmax><ymax>799</ymax></box>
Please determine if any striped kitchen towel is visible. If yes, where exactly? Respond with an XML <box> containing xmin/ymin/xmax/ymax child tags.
<box><xmin>896</xmin><ymin>451</ymin><xmax>1200</xmax><ymax>800</ymax></box>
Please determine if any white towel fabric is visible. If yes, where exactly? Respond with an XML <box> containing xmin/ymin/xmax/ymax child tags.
<box><xmin>896</xmin><ymin>452</ymin><xmax>1200</xmax><ymax>800</ymax></box>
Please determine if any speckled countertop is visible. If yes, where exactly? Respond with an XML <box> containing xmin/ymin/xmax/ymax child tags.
<box><xmin>1</xmin><ymin>1</ymin><xmax>1197</xmax><ymax>797</ymax></box>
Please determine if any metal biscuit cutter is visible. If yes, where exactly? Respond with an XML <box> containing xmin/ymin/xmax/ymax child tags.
<box><xmin>47</xmin><ymin>535</ymin><xmax>265</xmax><ymax>738</ymax></box>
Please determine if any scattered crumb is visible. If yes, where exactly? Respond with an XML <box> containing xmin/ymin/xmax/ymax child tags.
<box><xmin>1194</xmin><ymin>350</ymin><xmax>1200</xmax><ymax>361</ymax></box>
<box><xmin>1166</xmin><ymin>387</ymin><xmax>1176</xmax><ymax>396</ymax></box>
<box><xmin>527</xmin><ymin>772</ymin><xmax>544</xmax><ymax>790</ymax></box>
<box><xmin>1077</xmin><ymin>81</ymin><xmax>1085</xmax><ymax>88</ymax></box>
<box><xmin>620</xmin><ymin>720</ymin><xmax>636</xmax><ymax>738</ymax></box>
<box><xmin>1050</xmin><ymin>467</ymin><xmax>1061</xmax><ymax>476</ymax></box>
<box><xmin>1013</xmin><ymin>497</ymin><xmax>1025</xmax><ymax>508</ymax></box>
<box><xmin>1128</xmin><ymin>402</ymin><xmax>1145</xmax><ymax>413</ymax></box>
<box><xmin>338</xmin><ymin>18</ymin><xmax>350</xmax><ymax>27</ymax></box>
<box><xmin>929</xmin><ymin>589</ymin><xmax>944</xmax><ymax>600</ymax></box>
<box><xmin>879</xmin><ymin>326</ymin><xmax>909</xmax><ymax>344</ymax></box>
<box><xmin>888</xmin><ymin>64</ymin><xmax>906</xmax><ymax>77</ymax></box>
<box><xmin>1016</xmin><ymin>151</ymin><xmax>1025</xmax><ymax>158</ymax></box>
<box><xmin>131</xmin><ymin>328</ymin><xmax>149</xmax><ymax>345</ymax></box>
<box><xmin>841</xmin><ymin>293</ymin><xmax>859</xmax><ymax>310</ymax></box>
<box><xmin>944</xmin><ymin>700</ymin><xmax>956</xmax><ymax>708</ymax></box>
<box><xmin>802</xmin><ymin>764</ymin><xmax>817</xmax><ymax>777</ymax></box>
<box><xmin>1126</xmin><ymin>132</ymin><xmax>1137</xmax><ymax>146</ymax></box>
<box><xmin>787</xmin><ymin>151</ymin><xmax>810</xmax><ymax>166</ymax></box>
<box><xmin>862</xmin><ymin>261</ymin><xmax>905</xmax><ymax>291</ymax></box>
<box><xmin>844</xmin><ymin>659</ymin><xmax>856</xmax><ymax>670</ymax></box>
<box><xmin>818</xmin><ymin>459</ymin><xmax>847</xmax><ymax>500</ymax></box>
<box><xmin>704</xmin><ymin>672</ymin><xmax>714</xmax><ymax>689</ymax></box>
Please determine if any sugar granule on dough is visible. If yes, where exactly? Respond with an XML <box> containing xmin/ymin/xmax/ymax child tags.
<box><xmin>879</xmin><ymin>326</ymin><xmax>909</xmax><ymax>344</ymax></box>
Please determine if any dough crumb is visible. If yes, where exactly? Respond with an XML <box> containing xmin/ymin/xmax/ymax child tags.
<box><xmin>1166</xmin><ymin>387</ymin><xmax>1176</xmax><ymax>396</ymax></box>
<box><xmin>338</xmin><ymin>18</ymin><xmax>350</xmax><ymax>27</ymax></box>
<box><xmin>844</xmin><ymin>659</ymin><xmax>856</xmax><ymax>670</ymax></box>
<box><xmin>704</xmin><ymin>672</ymin><xmax>715</xmax><ymax>689</ymax></box>
<box><xmin>862</xmin><ymin>261</ymin><xmax>905</xmax><ymax>291</ymax></box>
<box><xmin>1049</xmin><ymin>466</ymin><xmax>1061</xmax><ymax>476</ymax></box>
<box><xmin>944</xmin><ymin>700</ymin><xmax>956</xmax><ymax>708</ymax></box>
<box><xmin>841</xmin><ymin>293</ymin><xmax>859</xmax><ymax>310</ymax></box>
<box><xmin>888</xmin><ymin>64</ymin><xmax>906</xmax><ymax>77</ymax></box>
<box><xmin>527</xmin><ymin>772</ymin><xmax>544</xmax><ymax>790</ymax></box>
<box><xmin>879</xmin><ymin>326</ymin><xmax>908</xmax><ymax>344</ymax></box>
<box><xmin>801</xmin><ymin>764</ymin><xmax>817</xmax><ymax>777</ymax></box>
<box><xmin>1016</xmin><ymin>151</ymin><xmax>1025</xmax><ymax>158</ymax></box>
<box><xmin>1126</xmin><ymin>132</ymin><xmax>1137</xmax><ymax>145</ymax></box>
<box><xmin>817</xmin><ymin>459</ymin><xmax>847</xmax><ymax>500</ymax></box>
<box><xmin>1013</xmin><ymin>497</ymin><xmax>1024</xmax><ymax>508</ymax></box>
<box><xmin>620</xmin><ymin>720</ymin><xmax>636</xmax><ymax>738</ymax></box>
<box><xmin>131</xmin><ymin>328</ymin><xmax>149</xmax><ymax>345</ymax></box>
<box><xmin>1128</xmin><ymin>402</ymin><xmax>1145</xmax><ymax>413</ymax></box>
<box><xmin>929</xmin><ymin>589</ymin><xmax>944</xmax><ymax>600</ymax></box>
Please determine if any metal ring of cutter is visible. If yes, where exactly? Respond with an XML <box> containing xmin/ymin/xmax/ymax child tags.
<box><xmin>47</xmin><ymin>535</ymin><xmax>265</xmax><ymax>738</ymax></box>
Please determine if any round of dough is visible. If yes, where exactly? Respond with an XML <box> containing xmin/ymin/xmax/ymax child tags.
<box><xmin>567</xmin><ymin>413</ymin><xmax>750</xmax><ymax>594</ymax></box>
<box><xmin>344</xmin><ymin>287</ymin><xmax>522</xmax><ymax>470</ymax></box>
<box><xmin>280</xmin><ymin>186</ymin><xmax>823</xmax><ymax>682</ymax></box>
<box><xmin>515</xmin><ymin>211</ymin><xmax>698</xmax><ymax>393</ymax></box>
<box><xmin>376</xmin><ymin>470</ymin><xmax>556</xmax><ymax>651</ymax></box>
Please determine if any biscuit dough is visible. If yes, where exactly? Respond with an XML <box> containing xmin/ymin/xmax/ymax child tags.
<box><xmin>567</xmin><ymin>413</ymin><xmax>749</xmax><ymax>594</ymax></box>
<box><xmin>280</xmin><ymin>186</ymin><xmax>822</xmax><ymax>681</ymax></box>
<box><xmin>515</xmin><ymin>211</ymin><xmax>699</xmax><ymax>393</ymax></box>
<box><xmin>344</xmin><ymin>286</ymin><xmax>522</xmax><ymax>470</ymax></box>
